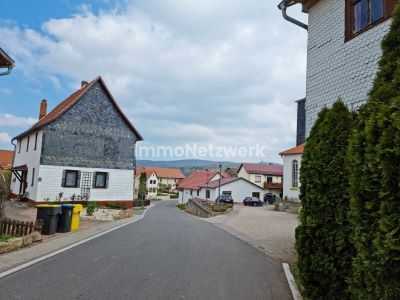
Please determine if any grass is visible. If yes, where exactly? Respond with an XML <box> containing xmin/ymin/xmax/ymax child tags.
<box><xmin>0</xmin><ymin>235</ymin><xmax>12</xmax><ymax>242</ymax></box>
<box><xmin>176</xmin><ymin>203</ymin><xmax>187</xmax><ymax>210</ymax></box>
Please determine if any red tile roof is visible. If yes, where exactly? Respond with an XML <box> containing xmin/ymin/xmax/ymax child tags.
<box><xmin>201</xmin><ymin>177</ymin><xmax>237</xmax><ymax>189</ymax></box>
<box><xmin>178</xmin><ymin>170</ymin><xmax>225</xmax><ymax>190</ymax></box>
<box><xmin>0</xmin><ymin>150</ymin><xmax>14</xmax><ymax>170</ymax></box>
<box><xmin>239</xmin><ymin>163</ymin><xmax>283</xmax><ymax>176</ymax></box>
<box><xmin>13</xmin><ymin>76</ymin><xmax>143</xmax><ymax>141</ymax></box>
<box><xmin>136</xmin><ymin>166</ymin><xmax>185</xmax><ymax>179</ymax></box>
<box><xmin>279</xmin><ymin>144</ymin><xmax>305</xmax><ymax>156</ymax></box>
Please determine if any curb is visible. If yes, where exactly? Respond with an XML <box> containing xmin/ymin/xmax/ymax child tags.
<box><xmin>0</xmin><ymin>204</ymin><xmax>154</xmax><ymax>280</ymax></box>
<box><xmin>282</xmin><ymin>263</ymin><xmax>302</xmax><ymax>300</ymax></box>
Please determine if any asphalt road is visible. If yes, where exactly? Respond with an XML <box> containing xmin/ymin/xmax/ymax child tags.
<box><xmin>0</xmin><ymin>201</ymin><xmax>291</xmax><ymax>300</ymax></box>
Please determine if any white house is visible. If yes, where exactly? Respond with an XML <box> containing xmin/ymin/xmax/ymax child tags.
<box><xmin>280</xmin><ymin>144</ymin><xmax>304</xmax><ymax>202</ymax></box>
<box><xmin>135</xmin><ymin>166</ymin><xmax>185</xmax><ymax>198</ymax></box>
<box><xmin>279</xmin><ymin>0</ymin><xmax>398</xmax><ymax>136</ymax></box>
<box><xmin>10</xmin><ymin>76</ymin><xmax>143</xmax><ymax>207</ymax></box>
<box><xmin>237</xmin><ymin>163</ymin><xmax>283</xmax><ymax>195</ymax></box>
<box><xmin>177</xmin><ymin>170</ymin><xmax>266</xmax><ymax>204</ymax></box>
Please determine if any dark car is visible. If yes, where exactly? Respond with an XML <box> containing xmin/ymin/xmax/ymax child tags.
<box><xmin>264</xmin><ymin>193</ymin><xmax>276</xmax><ymax>205</ymax></box>
<box><xmin>216</xmin><ymin>194</ymin><xmax>234</xmax><ymax>204</ymax></box>
<box><xmin>243</xmin><ymin>197</ymin><xmax>263</xmax><ymax>207</ymax></box>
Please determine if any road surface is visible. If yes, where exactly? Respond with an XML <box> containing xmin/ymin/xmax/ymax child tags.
<box><xmin>0</xmin><ymin>201</ymin><xmax>291</xmax><ymax>300</ymax></box>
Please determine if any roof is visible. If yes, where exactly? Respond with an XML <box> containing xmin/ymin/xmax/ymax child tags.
<box><xmin>13</xmin><ymin>76</ymin><xmax>143</xmax><ymax>141</ymax></box>
<box><xmin>0</xmin><ymin>48</ymin><xmax>14</xmax><ymax>68</ymax></box>
<box><xmin>136</xmin><ymin>166</ymin><xmax>185</xmax><ymax>179</ymax></box>
<box><xmin>177</xmin><ymin>170</ymin><xmax>225</xmax><ymax>190</ymax></box>
<box><xmin>0</xmin><ymin>150</ymin><xmax>14</xmax><ymax>170</ymax></box>
<box><xmin>200</xmin><ymin>176</ymin><xmax>264</xmax><ymax>190</ymax></box>
<box><xmin>239</xmin><ymin>163</ymin><xmax>283</xmax><ymax>176</ymax></box>
<box><xmin>279</xmin><ymin>144</ymin><xmax>305</xmax><ymax>156</ymax></box>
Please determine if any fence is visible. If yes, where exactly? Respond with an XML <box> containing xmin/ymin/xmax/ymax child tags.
<box><xmin>0</xmin><ymin>218</ymin><xmax>42</xmax><ymax>237</ymax></box>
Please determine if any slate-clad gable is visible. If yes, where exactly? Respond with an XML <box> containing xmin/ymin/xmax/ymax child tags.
<box><xmin>41</xmin><ymin>81</ymin><xmax>137</xmax><ymax>169</ymax></box>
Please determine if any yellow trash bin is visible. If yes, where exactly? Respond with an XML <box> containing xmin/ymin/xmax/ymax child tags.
<box><xmin>71</xmin><ymin>204</ymin><xmax>83</xmax><ymax>232</ymax></box>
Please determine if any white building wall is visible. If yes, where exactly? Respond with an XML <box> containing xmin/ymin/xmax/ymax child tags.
<box><xmin>11</xmin><ymin>130</ymin><xmax>43</xmax><ymax>200</ymax></box>
<box><xmin>282</xmin><ymin>154</ymin><xmax>302</xmax><ymax>202</ymax></box>
<box><xmin>238</xmin><ymin>167</ymin><xmax>282</xmax><ymax>188</ymax></box>
<box><xmin>37</xmin><ymin>165</ymin><xmax>134</xmax><ymax>202</ymax></box>
<box><xmin>212</xmin><ymin>180</ymin><xmax>266</xmax><ymax>203</ymax></box>
<box><xmin>305</xmin><ymin>0</ymin><xmax>391</xmax><ymax>135</ymax></box>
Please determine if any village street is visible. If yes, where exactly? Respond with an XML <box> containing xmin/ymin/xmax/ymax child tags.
<box><xmin>0</xmin><ymin>201</ymin><xmax>291</xmax><ymax>300</ymax></box>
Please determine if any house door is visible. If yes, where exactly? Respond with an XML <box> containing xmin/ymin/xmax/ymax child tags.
<box><xmin>18</xmin><ymin>170</ymin><xmax>28</xmax><ymax>195</ymax></box>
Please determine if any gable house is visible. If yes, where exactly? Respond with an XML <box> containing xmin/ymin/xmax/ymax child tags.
<box><xmin>10</xmin><ymin>77</ymin><xmax>143</xmax><ymax>207</ymax></box>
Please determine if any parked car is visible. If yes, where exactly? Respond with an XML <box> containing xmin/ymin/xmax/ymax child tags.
<box><xmin>264</xmin><ymin>193</ymin><xmax>276</xmax><ymax>205</ymax></box>
<box><xmin>243</xmin><ymin>197</ymin><xmax>263</xmax><ymax>207</ymax></box>
<box><xmin>216</xmin><ymin>194</ymin><xmax>234</xmax><ymax>204</ymax></box>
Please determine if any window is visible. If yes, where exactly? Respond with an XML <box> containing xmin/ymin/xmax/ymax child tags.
<box><xmin>62</xmin><ymin>170</ymin><xmax>80</xmax><ymax>188</ymax></box>
<box><xmin>222</xmin><ymin>191</ymin><xmax>232</xmax><ymax>196</ymax></box>
<box><xmin>206</xmin><ymin>190</ymin><xmax>210</xmax><ymax>199</ymax></box>
<box><xmin>292</xmin><ymin>160</ymin><xmax>299</xmax><ymax>188</ymax></box>
<box><xmin>18</xmin><ymin>140</ymin><xmax>21</xmax><ymax>153</ymax></box>
<box><xmin>266</xmin><ymin>176</ymin><xmax>273</xmax><ymax>184</ymax></box>
<box><xmin>190</xmin><ymin>190</ymin><xmax>193</xmax><ymax>196</ymax></box>
<box><xmin>346</xmin><ymin>0</ymin><xmax>396</xmax><ymax>40</ymax></box>
<box><xmin>26</xmin><ymin>136</ymin><xmax>30</xmax><ymax>152</ymax></box>
<box><xmin>31</xmin><ymin>168</ymin><xmax>35</xmax><ymax>187</ymax></box>
<box><xmin>252</xmin><ymin>192</ymin><xmax>260</xmax><ymax>199</ymax></box>
<box><xmin>34</xmin><ymin>132</ymin><xmax>38</xmax><ymax>151</ymax></box>
<box><xmin>94</xmin><ymin>172</ymin><xmax>108</xmax><ymax>189</ymax></box>
<box><xmin>197</xmin><ymin>190</ymin><xmax>200</xmax><ymax>196</ymax></box>
<box><xmin>255</xmin><ymin>175</ymin><xmax>262</xmax><ymax>183</ymax></box>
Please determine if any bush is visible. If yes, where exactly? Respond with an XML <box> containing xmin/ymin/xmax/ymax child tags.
<box><xmin>296</xmin><ymin>101</ymin><xmax>354</xmax><ymax>299</ymax></box>
<box><xmin>86</xmin><ymin>202</ymin><xmax>97</xmax><ymax>216</ymax></box>
<box><xmin>176</xmin><ymin>203</ymin><xmax>186</xmax><ymax>210</ymax></box>
<box><xmin>348</xmin><ymin>6</ymin><xmax>400</xmax><ymax>299</ymax></box>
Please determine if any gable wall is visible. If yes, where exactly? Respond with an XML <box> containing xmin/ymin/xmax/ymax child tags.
<box><xmin>305</xmin><ymin>0</ymin><xmax>391</xmax><ymax>135</ymax></box>
<box><xmin>41</xmin><ymin>82</ymin><xmax>138</xmax><ymax>169</ymax></box>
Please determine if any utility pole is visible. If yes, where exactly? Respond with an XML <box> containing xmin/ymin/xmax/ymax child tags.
<box><xmin>218</xmin><ymin>163</ymin><xmax>222</xmax><ymax>203</ymax></box>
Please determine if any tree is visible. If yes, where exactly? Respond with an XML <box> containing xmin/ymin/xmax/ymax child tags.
<box><xmin>348</xmin><ymin>5</ymin><xmax>400</xmax><ymax>299</ymax></box>
<box><xmin>296</xmin><ymin>101</ymin><xmax>354</xmax><ymax>299</ymax></box>
<box><xmin>138</xmin><ymin>172</ymin><xmax>147</xmax><ymax>206</ymax></box>
<box><xmin>0</xmin><ymin>170</ymin><xmax>11</xmax><ymax>219</ymax></box>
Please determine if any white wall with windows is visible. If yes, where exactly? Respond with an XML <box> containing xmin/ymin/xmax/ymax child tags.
<box><xmin>237</xmin><ymin>167</ymin><xmax>282</xmax><ymax>188</ymax></box>
<box><xmin>37</xmin><ymin>165</ymin><xmax>134</xmax><ymax>202</ymax></box>
<box><xmin>282</xmin><ymin>153</ymin><xmax>302</xmax><ymax>202</ymax></box>
<box><xmin>11</xmin><ymin>130</ymin><xmax>43</xmax><ymax>200</ymax></box>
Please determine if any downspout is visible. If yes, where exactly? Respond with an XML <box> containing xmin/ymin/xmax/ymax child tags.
<box><xmin>278</xmin><ymin>0</ymin><xmax>308</xmax><ymax>30</ymax></box>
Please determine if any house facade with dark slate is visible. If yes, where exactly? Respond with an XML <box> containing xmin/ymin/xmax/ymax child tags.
<box><xmin>10</xmin><ymin>77</ymin><xmax>143</xmax><ymax>206</ymax></box>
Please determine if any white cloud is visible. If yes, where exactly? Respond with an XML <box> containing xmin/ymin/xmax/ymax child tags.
<box><xmin>0</xmin><ymin>114</ymin><xmax>36</xmax><ymax>128</ymax></box>
<box><xmin>0</xmin><ymin>0</ymin><xmax>307</xmax><ymax>161</ymax></box>
<box><xmin>0</xmin><ymin>132</ymin><xmax>11</xmax><ymax>149</ymax></box>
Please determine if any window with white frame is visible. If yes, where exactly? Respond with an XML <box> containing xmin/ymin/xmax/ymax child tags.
<box><xmin>93</xmin><ymin>172</ymin><xmax>108</xmax><ymax>189</ymax></box>
<box><xmin>255</xmin><ymin>175</ymin><xmax>262</xmax><ymax>183</ymax></box>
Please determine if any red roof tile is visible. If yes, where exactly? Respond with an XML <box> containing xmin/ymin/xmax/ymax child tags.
<box><xmin>136</xmin><ymin>166</ymin><xmax>185</xmax><ymax>179</ymax></box>
<box><xmin>178</xmin><ymin>170</ymin><xmax>225</xmax><ymax>190</ymax></box>
<box><xmin>0</xmin><ymin>48</ymin><xmax>14</xmax><ymax>68</ymax></box>
<box><xmin>279</xmin><ymin>144</ymin><xmax>305</xmax><ymax>156</ymax></box>
<box><xmin>0</xmin><ymin>150</ymin><xmax>14</xmax><ymax>170</ymax></box>
<box><xmin>239</xmin><ymin>163</ymin><xmax>283</xmax><ymax>176</ymax></box>
<box><xmin>13</xmin><ymin>76</ymin><xmax>143</xmax><ymax>141</ymax></box>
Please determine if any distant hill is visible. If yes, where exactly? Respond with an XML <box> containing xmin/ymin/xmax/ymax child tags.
<box><xmin>136</xmin><ymin>159</ymin><xmax>281</xmax><ymax>176</ymax></box>
<box><xmin>136</xmin><ymin>159</ymin><xmax>241</xmax><ymax>176</ymax></box>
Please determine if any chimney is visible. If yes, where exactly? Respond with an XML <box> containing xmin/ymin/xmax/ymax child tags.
<box><xmin>81</xmin><ymin>81</ymin><xmax>89</xmax><ymax>88</ymax></box>
<box><xmin>39</xmin><ymin>99</ymin><xmax>47</xmax><ymax>120</ymax></box>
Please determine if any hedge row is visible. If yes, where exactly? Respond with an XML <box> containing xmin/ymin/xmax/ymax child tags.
<box><xmin>297</xmin><ymin>5</ymin><xmax>400</xmax><ymax>299</ymax></box>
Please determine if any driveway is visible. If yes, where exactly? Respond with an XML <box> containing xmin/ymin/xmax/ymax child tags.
<box><xmin>205</xmin><ymin>205</ymin><xmax>299</xmax><ymax>263</ymax></box>
<box><xmin>0</xmin><ymin>201</ymin><xmax>291</xmax><ymax>300</ymax></box>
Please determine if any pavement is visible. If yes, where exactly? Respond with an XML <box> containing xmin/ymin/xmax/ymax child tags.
<box><xmin>204</xmin><ymin>205</ymin><xmax>299</xmax><ymax>263</ymax></box>
<box><xmin>0</xmin><ymin>201</ymin><xmax>291</xmax><ymax>300</ymax></box>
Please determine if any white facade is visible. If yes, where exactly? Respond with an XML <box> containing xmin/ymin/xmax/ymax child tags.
<box><xmin>237</xmin><ymin>167</ymin><xmax>282</xmax><ymax>188</ymax></box>
<box><xmin>179</xmin><ymin>178</ymin><xmax>269</xmax><ymax>204</ymax></box>
<box><xmin>305</xmin><ymin>0</ymin><xmax>391</xmax><ymax>135</ymax></box>
<box><xmin>147</xmin><ymin>173</ymin><xmax>158</xmax><ymax>198</ymax></box>
<box><xmin>11</xmin><ymin>131</ymin><xmax>43</xmax><ymax>199</ymax></box>
<box><xmin>282</xmin><ymin>153</ymin><xmax>302</xmax><ymax>202</ymax></box>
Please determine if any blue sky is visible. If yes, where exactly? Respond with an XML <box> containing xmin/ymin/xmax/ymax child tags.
<box><xmin>0</xmin><ymin>0</ymin><xmax>307</xmax><ymax>162</ymax></box>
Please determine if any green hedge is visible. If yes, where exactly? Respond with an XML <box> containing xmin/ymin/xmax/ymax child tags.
<box><xmin>296</xmin><ymin>101</ymin><xmax>354</xmax><ymax>299</ymax></box>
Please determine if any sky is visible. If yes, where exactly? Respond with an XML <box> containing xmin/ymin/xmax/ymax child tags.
<box><xmin>0</xmin><ymin>0</ymin><xmax>308</xmax><ymax>163</ymax></box>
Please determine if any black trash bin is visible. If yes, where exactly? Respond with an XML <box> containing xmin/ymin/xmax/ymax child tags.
<box><xmin>36</xmin><ymin>205</ymin><xmax>62</xmax><ymax>235</ymax></box>
<box><xmin>57</xmin><ymin>204</ymin><xmax>74</xmax><ymax>233</ymax></box>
